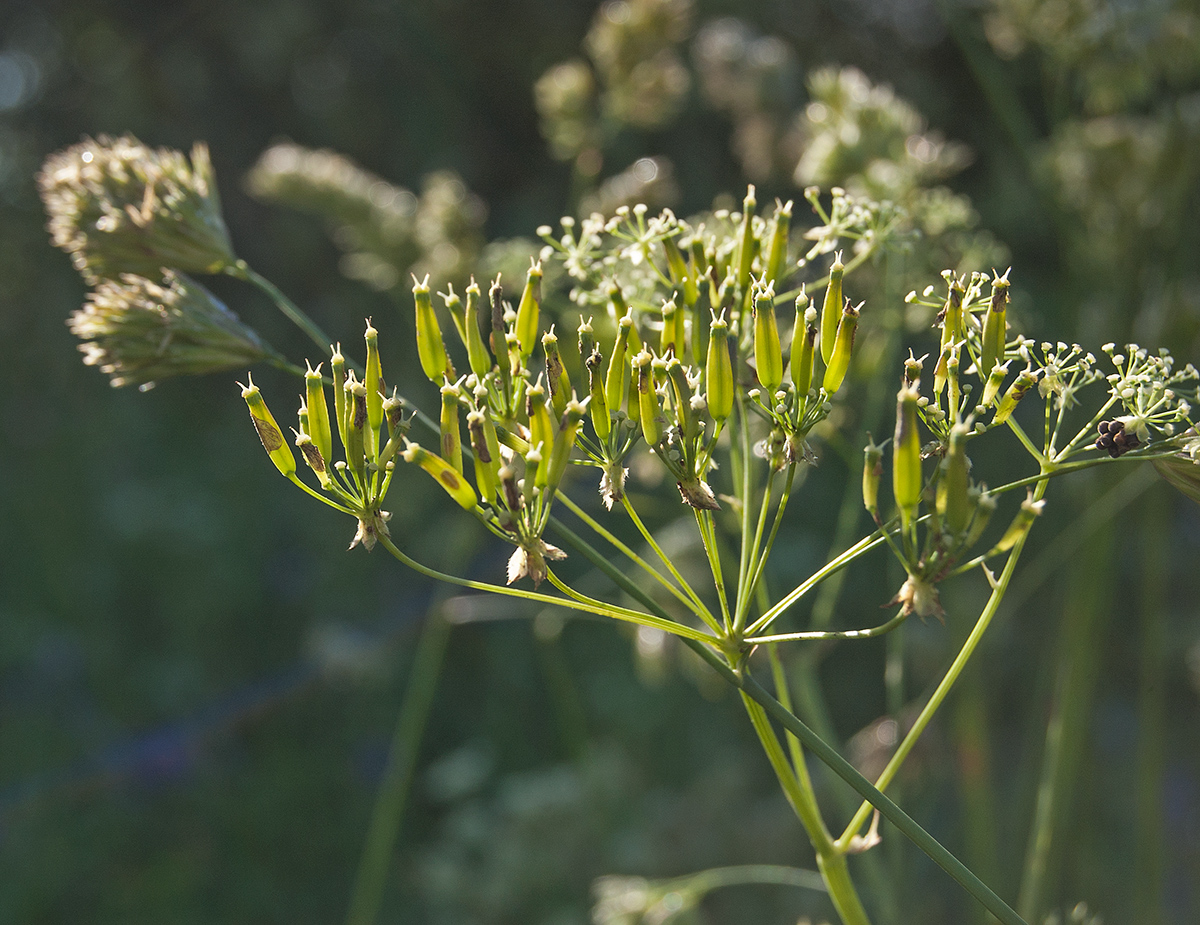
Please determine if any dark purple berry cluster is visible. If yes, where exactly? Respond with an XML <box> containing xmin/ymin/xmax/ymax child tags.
<box><xmin>1095</xmin><ymin>419</ymin><xmax>1140</xmax><ymax>457</ymax></box>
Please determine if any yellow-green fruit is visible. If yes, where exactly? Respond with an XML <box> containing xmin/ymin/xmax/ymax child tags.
<box><xmin>413</xmin><ymin>274</ymin><xmax>450</xmax><ymax>382</ymax></box>
<box><xmin>515</xmin><ymin>260</ymin><xmax>543</xmax><ymax>361</ymax></box>
<box><xmin>706</xmin><ymin>313</ymin><xmax>734</xmax><ymax>422</ymax></box>
<box><xmin>753</xmin><ymin>284</ymin><xmax>783</xmax><ymax>392</ymax></box>
<box><xmin>937</xmin><ymin>423</ymin><xmax>971</xmax><ymax>535</ymax></box>
<box><xmin>763</xmin><ymin>199</ymin><xmax>793</xmax><ymax>288</ymax></box>
<box><xmin>634</xmin><ymin>352</ymin><xmax>662</xmax><ymax>446</ymax></box>
<box><xmin>893</xmin><ymin>383</ymin><xmax>922</xmax><ymax>523</ymax></box>
<box><xmin>240</xmin><ymin>374</ymin><xmax>295</xmax><ymax>477</ymax></box>
<box><xmin>402</xmin><ymin>442</ymin><xmax>478</xmax><ymax>510</ymax></box>
<box><xmin>304</xmin><ymin>360</ymin><xmax>333</xmax><ymax>471</ymax></box>
<box><xmin>822</xmin><ymin>300</ymin><xmax>860</xmax><ymax>394</ymax></box>
<box><xmin>820</xmin><ymin>253</ymin><xmax>844</xmax><ymax>365</ymax></box>
<box><xmin>462</xmin><ymin>279</ymin><xmax>493</xmax><ymax>378</ymax></box>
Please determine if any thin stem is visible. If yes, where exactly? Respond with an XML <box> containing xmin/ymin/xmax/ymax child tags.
<box><xmin>735</xmin><ymin>396</ymin><xmax>756</xmax><ymax>629</ymax></box>
<box><xmin>229</xmin><ymin>261</ymin><xmax>351</xmax><ymax>364</ymax></box>
<box><xmin>619</xmin><ymin>494</ymin><xmax>721</xmax><ymax>631</ymax></box>
<box><xmin>547</xmin><ymin>517</ymin><xmax>1027</xmax><ymax>925</ymax></box>
<box><xmin>376</xmin><ymin>534</ymin><xmax>716</xmax><ymax>644</ymax></box>
<box><xmin>696</xmin><ymin>509</ymin><xmax>734</xmax><ymax>633</ymax></box>
<box><xmin>735</xmin><ymin>465</ymin><xmax>779</xmax><ymax>633</ymax></box>
<box><xmin>555</xmin><ymin>491</ymin><xmax>719</xmax><ymax>632</ymax></box>
<box><xmin>741</xmin><ymin>465</ymin><xmax>797</xmax><ymax>630</ymax></box>
<box><xmin>747</xmin><ymin>529</ymin><xmax>890</xmax><ymax>636</ymax></box>
<box><xmin>659</xmin><ymin>863</ymin><xmax>827</xmax><ymax>895</ymax></box>
<box><xmin>837</xmin><ymin>478</ymin><xmax>1047</xmax><ymax>848</ymax></box>
<box><xmin>748</xmin><ymin>610</ymin><xmax>908</xmax><ymax>644</ymax></box>
<box><xmin>345</xmin><ymin>609</ymin><xmax>451</xmax><ymax>925</ymax></box>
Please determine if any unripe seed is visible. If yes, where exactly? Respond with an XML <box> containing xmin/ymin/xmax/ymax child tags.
<box><xmin>893</xmin><ymin>383</ymin><xmax>922</xmax><ymax>525</ymax></box>
<box><xmin>305</xmin><ymin>360</ymin><xmax>333</xmax><ymax>470</ymax></box>
<box><xmin>822</xmin><ymin>299</ymin><xmax>861</xmax><ymax>394</ymax></box>
<box><xmin>706</xmin><ymin>312</ymin><xmax>734</xmax><ymax>422</ymax></box>
<box><xmin>402</xmin><ymin>441</ymin><xmax>477</xmax><ymax>510</ymax></box>
<box><xmin>820</xmin><ymin>252</ymin><xmax>844</xmax><ymax>365</ymax></box>
<box><xmin>753</xmin><ymin>282</ymin><xmax>783</xmax><ymax>392</ymax></box>
<box><xmin>413</xmin><ymin>274</ymin><xmax>451</xmax><ymax>382</ymax></box>
<box><xmin>515</xmin><ymin>260</ymin><xmax>543</xmax><ymax>361</ymax></box>
<box><xmin>240</xmin><ymin>373</ymin><xmax>296</xmax><ymax>478</ymax></box>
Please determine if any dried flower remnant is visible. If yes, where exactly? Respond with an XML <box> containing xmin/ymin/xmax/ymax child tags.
<box><xmin>69</xmin><ymin>272</ymin><xmax>272</xmax><ymax>389</ymax></box>
<box><xmin>40</xmin><ymin>135</ymin><xmax>236</xmax><ymax>283</ymax></box>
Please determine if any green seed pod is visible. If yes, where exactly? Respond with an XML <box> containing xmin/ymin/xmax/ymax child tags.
<box><xmin>577</xmin><ymin>316</ymin><xmax>595</xmax><ymax>363</ymax></box>
<box><xmin>947</xmin><ymin>351</ymin><xmax>963</xmax><ymax>416</ymax></box>
<box><xmin>545</xmin><ymin>399</ymin><xmax>585</xmax><ymax>491</ymax></box>
<box><xmin>542</xmin><ymin>327</ymin><xmax>571</xmax><ymax>418</ymax></box>
<box><xmin>413</xmin><ymin>274</ymin><xmax>451</xmax><ymax>383</ymax></box>
<box><xmin>330</xmin><ymin>344</ymin><xmax>349</xmax><ymax>461</ymax></box>
<box><xmin>933</xmin><ymin>338</ymin><xmax>957</xmax><ymax>398</ymax></box>
<box><xmin>763</xmin><ymin>199</ymin><xmax>793</xmax><ymax>288</ymax></box>
<box><xmin>297</xmin><ymin>397</ymin><xmax>310</xmax><ymax>440</ymax></box>
<box><xmin>991</xmin><ymin>368</ymin><xmax>1038</xmax><ymax>425</ymax></box>
<box><xmin>305</xmin><ymin>360</ymin><xmax>333</xmax><ymax>471</ymax></box>
<box><xmin>936</xmin><ymin>423</ymin><xmax>972</xmax><ymax>535</ymax></box>
<box><xmin>634</xmin><ymin>351</ymin><xmax>663</xmax><ymax>446</ymax></box>
<box><xmin>660</xmin><ymin>298</ymin><xmax>683</xmax><ymax>358</ymax></box>
<box><xmin>980</xmin><ymin>271</ymin><xmax>1010</xmax><ymax>377</ymax></box>
<box><xmin>515</xmin><ymin>260</ymin><xmax>543</xmax><ymax>361</ymax></box>
<box><xmin>665</xmin><ymin>356</ymin><xmax>694</xmax><ymax>439</ymax></box>
<box><xmin>820</xmin><ymin>252</ymin><xmax>844</xmax><ymax>365</ymax></box>
<box><xmin>862</xmin><ymin>434</ymin><xmax>885</xmax><ymax>523</ymax></box>
<box><xmin>467</xmin><ymin>409</ymin><xmax>500</xmax><ymax>504</ymax></box>
<box><xmin>605</xmin><ymin>314</ymin><xmax>634</xmax><ymax>415</ymax></box>
<box><xmin>823</xmin><ymin>299</ymin><xmax>861</xmax><ymax>395</ymax></box>
<box><xmin>753</xmin><ymin>282</ymin><xmax>783</xmax><ymax>393</ymax></box>
<box><xmin>938</xmin><ymin>275</ymin><xmax>964</xmax><ymax>352</ymax></box>
<box><xmin>458</xmin><ymin>278</ymin><xmax>492</xmax><ymax>378</ymax></box>
<box><xmin>440</xmin><ymin>283</ymin><xmax>467</xmax><ymax>345</ymax></box>
<box><xmin>364</xmin><ymin>318</ymin><xmax>384</xmax><ymax>446</ymax></box>
<box><xmin>527</xmin><ymin>381</ymin><xmax>554</xmax><ymax>462</ymax></box>
<box><xmin>965</xmin><ymin>488</ymin><xmax>996</xmax><ymax>549</ymax></box>
<box><xmin>345</xmin><ymin>376</ymin><xmax>369</xmax><ymax>484</ymax></box>
<box><xmin>791</xmin><ymin>302</ymin><xmax>818</xmax><ymax>397</ymax></box>
<box><xmin>585</xmin><ymin>349</ymin><xmax>610</xmax><ymax>442</ymax></box>
<box><xmin>989</xmin><ymin>490</ymin><xmax>1045</xmax><ymax>555</ymax></box>
<box><xmin>979</xmin><ymin>360</ymin><xmax>1011</xmax><ymax>409</ymax></box>
<box><xmin>607</xmin><ymin>281</ymin><xmax>640</xmax><ymax>356</ymax></box>
<box><xmin>735</xmin><ymin>185</ymin><xmax>757</xmax><ymax>300</ymax></box>
<box><xmin>663</xmin><ymin>233</ymin><xmax>689</xmax><ymax>289</ymax></box>
<box><xmin>239</xmin><ymin>373</ymin><xmax>295</xmax><ymax>477</ymax></box>
<box><xmin>440</xmin><ymin>384</ymin><xmax>464</xmax><ymax>475</ymax></box>
<box><xmin>498</xmin><ymin>463</ymin><xmax>523</xmax><ymax>514</ymax></box>
<box><xmin>293</xmin><ymin>430</ymin><xmax>330</xmax><ymax>488</ymax></box>
<box><xmin>402</xmin><ymin>441</ymin><xmax>478</xmax><ymax>510</ymax></box>
<box><xmin>706</xmin><ymin>312</ymin><xmax>734</xmax><ymax>422</ymax></box>
<box><xmin>893</xmin><ymin>383</ymin><xmax>922</xmax><ymax>525</ymax></box>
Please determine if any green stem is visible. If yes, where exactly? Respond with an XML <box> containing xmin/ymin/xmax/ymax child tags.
<box><xmin>555</xmin><ymin>491</ymin><xmax>719</xmax><ymax>631</ymax></box>
<box><xmin>735</xmin><ymin>465</ymin><xmax>779</xmax><ymax>632</ymax></box>
<box><xmin>376</xmin><ymin>534</ymin><xmax>716</xmax><ymax>644</ymax></box>
<box><xmin>838</xmin><ymin>476</ymin><xmax>1047</xmax><ymax>847</ymax></box>
<box><xmin>345</xmin><ymin>609</ymin><xmax>451</xmax><ymax>925</ymax></box>
<box><xmin>747</xmin><ymin>610</ymin><xmax>908</xmax><ymax>643</ymax></box>
<box><xmin>229</xmin><ymin>260</ymin><xmax>351</xmax><ymax>363</ymax></box>
<box><xmin>661</xmin><ymin>863</ymin><xmax>827</xmax><ymax>895</ymax></box>
<box><xmin>696</xmin><ymin>509</ymin><xmax>734</xmax><ymax>633</ymax></box>
<box><xmin>547</xmin><ymin>516</ymin><xmax>1026</xmax><ymax>925</ymax></box>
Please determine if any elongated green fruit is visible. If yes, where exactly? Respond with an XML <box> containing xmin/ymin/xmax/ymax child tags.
<box><xmin>763</xmin><ymin>199</ymin><xmax>793</xmax><ymax>288</ymax></box>
<box><xmin>791</xmin><ymin>303</ymin><xmax>818</xmax><ymax>397</ymax></box>
<box><xmin>989</xmin><ymin>490</ymin><xmax>1045</xmax><ymax>555</ymax></box>
<box><xmin>605</xmin><ymin>314</ymin><xmax>634</xmax><ymax>415</ymax></box>
<box><xmin>440</xmin><ymin>283</ymin><xmax>467</xmax><ymax>344</ymax></box>
<box><xmin>980</xmin><ymin>271</ymin><xmax>1010</xmax><ymax>377</ymax></box>
<box><xmin>706</xmin><ymin>312</ymin><xmax>734</xmax><ymax>422</ymax></box>
<box><xmin>402</xmin><ymin>441</ymin><xmax>477</xmax><ymax>510</ymax></box>
<box><xmin>862</xmin><ymin>435</ymin><xmax>885</xmax><ymax>522</ymax></box>
<box><xmin>240</xmin><ymin>373</ymin><xmax>295</xmax><ymax>477</ymax></box>
<box><xmin>526</xmin><ymin>381</ymin><xmax>554</xmax><ymax>462</ymax></box>
<box><xmin>937</xmin><ymin>423</ymin><xmax>971</xmax><ymax>535</ymax></box>
<box><xmin>979</xmin><ymin>360</ymin><xmax>1011</xmax><ymax>409</ymax></box>
<box><xmin>330</xmin><ymin>345</ymin><xmax>349</xmax><ymax>462</ymax></box>
<box><xmin>515</xmin><ymin>260</ymin><xmax>543</xmax><ymax>361</ymax></box>
<box><xmin>364</xmin><ymin>319</ymin><xmax>383</xmax><ymax>458</ymax></box>
<box><xmin>440</xmin><ymin>384</ymin><xmax>463</xmax><ymax>475</ymax></box>
<box><xmin>542</xmin><ymin>327</ymin><xmax>570</xmax><ymax>418</ymax></box>
<box><xmin>753</xmin><ymin>282</ymin><xmax>783</xmax><ymax>392</ymax></box>
<box><xmin>660</xmin><ymin>298</ymin><xmax>682</xmax><ymax>358</ymax></box>
<box><xmin>545</xmin><ymin>399</ymin><xmax>585</xmax><ymax>491</ymax></box>
<box><xmin>459</xmin><ymin>279</ymin><xmax>492</xmax><ymax>378</ymax></box>
<box><xmin>413</xmin><ymin>274</ymin><xmax>450</xmax><ymax>382</ymax></box>
<box><xmin>467</xmin><ymin>409</ymin><xmax>500</xmax><ymax>503</ymax></box>
<box><xmin>345</xmin><ymin>376</ymin><xmax>369</xmax><ymax>484</ymax></box>
<box><xmin>823</xmin><ymin>299</ymin><xmax>861</xmax><ymax>394</ymax></box>
<box><xmin>634</xmin><ymin>351</ymin><xmax>662</xmax><ymax>446</ymax></box>
<box><xmin>665</xmin><ymin>356</ymin><xmax>694</xmax><ymax>439</ymax></box>
<box><xmin>893</xmin><ymin>383</ymin><xmax>922</xmax><ymax>525</ymax></box>
<box><xmin>585</xmin><ymin>349</ymin><xmax>610</xmax><ymax>442</ymax></box>
<box><xmin>293</xmin><ymin>431</ymin><xmax>330</xmax><ymax>488</ymax></box>
<box><xmin>991</xmin><ymin>368</ymin><xmax>1037</xmax><ymax>424</ymax></box>
<box><xmin>304</xmin><ymin>360</ymin><xmax>333</xmax><ymax>471</ymax></box>
<box><xmin>820</xmin><ymin>252</ymin><xmax>844</xmax><ymax>365</ymax></box>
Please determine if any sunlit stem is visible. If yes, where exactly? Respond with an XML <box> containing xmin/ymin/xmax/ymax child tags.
<box><xmin>376</xmin><ymin>534</ymin><xmax>716</xmax><ymax>643</ymax></box>
<box><xmin>553</xmin><ymin>491</ymin><xmax>719</xmax><ymax>633</ymax></box>
<box><xmin>696</xmin><ymin>509</ymin><xmax>734</xmax><ymax>634</ymax></box>
<box><xmin>747</xmin><ymin>610</ymin><xmax>909</xmax><ymax>644</ymax></box>
<box><xmin>735</xmin><ymin>465</ymin><xmax>780</xmax><ymax>632</ymax></box>
<box><xmin>740</xmin><ymin>465</ymin><xmax>796</xmax><ymax>630</ymax></box>
<box><xmin>836</xmin><ymin>476</ymin><xmax>1048</xmax><ymax>849</ymax></box>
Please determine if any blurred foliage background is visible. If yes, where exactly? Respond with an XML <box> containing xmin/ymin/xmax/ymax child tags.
<box><xmin>3</xmin><ymin>1</ymin><xmax>1200</xmax><ymax>923</ymax></box>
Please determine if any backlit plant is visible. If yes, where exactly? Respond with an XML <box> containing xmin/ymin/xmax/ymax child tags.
<box><xmin>41</xmin><ymin>135</ymin><xmax>1200</xmax><ymax>925</ymax></box>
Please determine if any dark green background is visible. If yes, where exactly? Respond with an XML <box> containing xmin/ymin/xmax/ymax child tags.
<box><xmin>2</xmin><ymin>1</ymin><xmax>1199</xmax><ymax>923</ymax></box>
